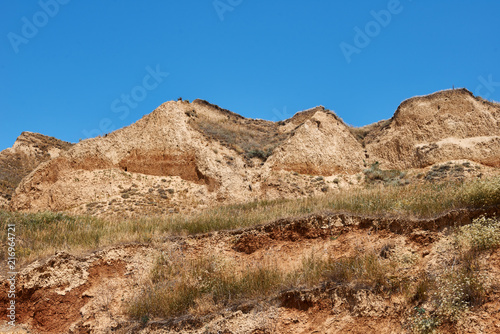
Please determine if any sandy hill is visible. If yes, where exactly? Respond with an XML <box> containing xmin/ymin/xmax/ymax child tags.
<box><xmin>364</xmin><ymin>89</ymin><xmax>500</xmax><ymax>169</ymax></box>
<box><xmin>10</xmin><ymin>100</ymin><xmax>358</xmax><ymax>216</ymax></box>
<box><xmin>0</xmin><ymin>132</ymin><xmax>72</xmax><ymax>208</ymax></box>
<box><xmin>266</xmin><ymin>106</ymin><xmax>365</xmax><ymax>175</ymax></box>
<box><xmin>11</xmin><ymin>101</ymin><xmax>245</xmax><ymax>214</ymax></box>
<box><xmin>6</xmin><ymin>89</ymin><xmax>500</xmax><ymax>216</ymax></box>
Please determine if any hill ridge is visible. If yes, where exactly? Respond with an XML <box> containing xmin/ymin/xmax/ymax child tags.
<box><xmin>3</xmin><ymin>89</ymin><xmax>500</xmax><ymax>215</ymax></box>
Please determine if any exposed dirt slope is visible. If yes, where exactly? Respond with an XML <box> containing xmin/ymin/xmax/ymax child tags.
<box><xmin>266</xmin><ymin>106</ymin><xmax>365</xmax><ymax>175</ymax></box>
<box><xmin>10</xmin><ymin>101</ymin><xmax>245</xmax><ymax>214</ymax></box>
<box><xmin>7</xmin><ymin>89</ymin><xmax>500</xmax><ymax>216</ymax></box>
<box><xmin>9</xmin><ymin>102</ymin><xmax>361</xmax><ymax>216</ymax></box>
<box><xmin>2</xmin><ymin>208</ymin><xmax>499</xmax><ymax>333</ymax></box>
<box><xmin>0</xmin><ymin>132</ymin><xmax>72</xmax><ymax>207</ymax></box>
<box><xmin>365</xmin><ymin>89</ymin><xmax>500</xmax><ymax>169</ymax></box>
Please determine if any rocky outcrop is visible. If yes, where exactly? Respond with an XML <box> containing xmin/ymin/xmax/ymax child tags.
<box><xmin>267</xmin><ymin>107</ymin><xmax>365</xmax><ymax>175</ymax></box>
<box><xmin>0</xmin><ymin>132</ymin><xmax>72</xmax><ymax>206</ymax></box>
<box><xmin>365</xmin><ymin>89</ymin><xmax>500</xmax><ymax>169</ymax></box>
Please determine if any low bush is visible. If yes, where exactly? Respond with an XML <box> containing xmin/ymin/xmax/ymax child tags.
<box><xmin>363</xmin><ymin>162</ymin><xmax>407</xmax><ymax>186</ymax></box>
<box><xmin>128</xmin><ymin>254</ymin><xmax>284</xmax><ymax>319</ymax></box>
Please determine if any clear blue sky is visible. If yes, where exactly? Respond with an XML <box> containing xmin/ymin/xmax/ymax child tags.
<box><xmin>1</xmin><ymin>0</ymin><xmax>499</xmax><ymax>150</ymax></box>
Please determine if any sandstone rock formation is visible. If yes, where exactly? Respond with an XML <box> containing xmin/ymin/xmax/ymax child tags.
<box><xmin>5</xmin><ymin>89</ymin><xmax>500</xmax><ymax>216</ymax></box>
<box><xmin>365</xmin><ymin>89</ymin><xmax>500</xmax><ymax>169</ymax></box>
<box><xmin>266</xmin><ymin>106</ymin><xmax>365</xmax><ymax>175</ymax></box>
<box><xmin>0</xmin><ymin>132</ymin><xmax>72</xmax><ymax>207</ymax></box>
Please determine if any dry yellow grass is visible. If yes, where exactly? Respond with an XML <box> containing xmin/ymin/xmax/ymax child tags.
<box><xmin>2</xmin><ymin>176</ymin><xmax>500</xmax><ymax>264</ymax></box>
<box><xmin>129</xmin><ymin>254</ymin><xmax>284</xmax><ymax>319</ymax></box>
<box><xmin>129</xmin><ymin>216</ymin><xmax>499</xmax><ymax>324</ymax></box>
<box><xmin>128</xmin><ymin>248</ymin><xmax>400</xmax><ymax>320</ymax></box>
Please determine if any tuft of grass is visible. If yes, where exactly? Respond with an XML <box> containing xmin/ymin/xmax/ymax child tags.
<box><xmin>303</xmin><ymin>252</ymin><xmax>401</xmax><ymax>292</ymax></box>
<box><xmin>408</xmin><ymin>273</ymin><xmax>435</xmax><ymax>304</ymax></box>
<box><xmin>128</xmin><ymin>255</ymin><xmax>284</xmax><ymax>319</ymax></box>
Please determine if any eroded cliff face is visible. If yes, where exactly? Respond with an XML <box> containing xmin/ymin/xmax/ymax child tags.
<box><xmin>6</xmin><ymin>89</ymin><xmax>500</xmax><ymax>217</ymax></box>
<box><xmin>0</xmin><ymin>132</ymin><xmax>72</xmax><ymax>207</ymax></box>
<box><xmin>8</xmin><ymin>101</ymin><xmax>366</xmax><ymax>216</ymax></box>
<box><xmin>365</xmin><ymin>89</ymin><xmax>500</xmax><ymax>169</ymax></box>
<box><xmin>265</xmin><ymin>107</ymin><xmax>365</xmax><ymax>175</ymax></box>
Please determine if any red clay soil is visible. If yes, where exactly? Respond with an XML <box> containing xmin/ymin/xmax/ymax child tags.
<box><xmin>232</xmin><ymin>206</ymin><xmax>500</xmax><ymax>255</ymax></box>
<box><xmin>0</xmin><ymin>259</ymin><xmax>125</xmax><ymax>334</ymax></box>
<box><xmin>118</xmin><ymin>149</ymin><xmax>218</xmax><ymax>191</ymax></box>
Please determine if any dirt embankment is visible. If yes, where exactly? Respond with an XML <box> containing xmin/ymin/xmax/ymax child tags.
<box><xmin>0</xmin><ymin>132</ymin><xmax>72</xmax><ymax>207</ymax></box>
<box><xmin>365</xmin><ymin>89</ymin><xmax>500</xmax><ymax>169</ymax></box>
<box><xmin>3</xmin><ymin>206</ymin><xmax>500</xmax><ymax>333</ymax></box>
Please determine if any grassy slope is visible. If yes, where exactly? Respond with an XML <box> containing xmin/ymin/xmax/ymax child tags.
<box><xmin>2</xmin><ymin>176</ymin><xmax>500</xmax><ymax>264</ymax></box>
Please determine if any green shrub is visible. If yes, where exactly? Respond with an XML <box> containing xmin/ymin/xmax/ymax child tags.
<box><xmin>455</xmin><ymin>216</ymin><xmax>500</xmax><ymax>251</ymax></box>
<box><xmin>408</xmin><ymin>307</ymin><xmax>440</xmax><ymax>334</ymax></box>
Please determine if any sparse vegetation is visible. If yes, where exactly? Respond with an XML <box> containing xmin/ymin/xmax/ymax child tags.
<box><xmin>408</xmin><ymin>307</ymin><xmax>440</xmax><ymax>334</ymax></box>
<box><xmin>424</xmin><ymin>161</ymin><xmax>477</xmax><ymax>182</ymax></box>
<box><xmin>129</xmin><ymin>254</ymin><xmax>284</xmax><ymax>319</ymax></box>
<box><xmin>2</xmin><ymin>177</ymin><xmax>500</xmax><ymax>263</ymax></box>
<box><xmin>295</xmin><ymin>249</ymin><xmax>401</xmax><ymax>292</ymax></box>
<box><xmin>363</xmin><ymin>162</ymin><xmax>408</xmax><ymax>186</ymax></box>
<box><xmin>189</xmin><ymin>112</ymin><xmax>288</xmax><ymax>161</ymax></box>
<box><xmin>128</xmin><ymin>247</ymin><xmax>402</xmax><ymax>320</ymax></box>
<box><xmin>405</xmin><ymin>216</ymin><xmax>499</xmax><ymax>331</ymax></box>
